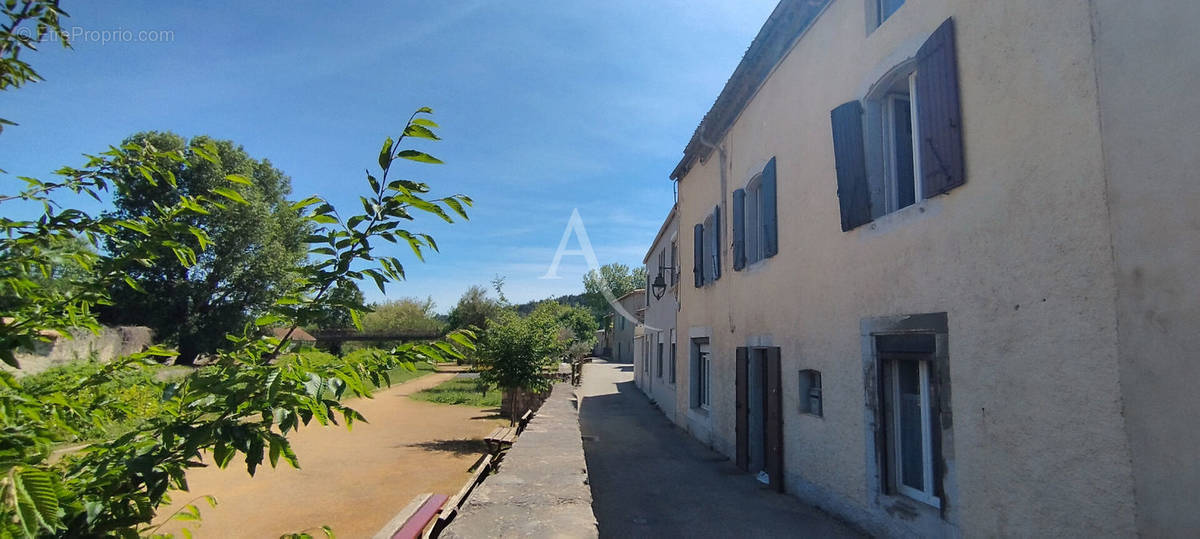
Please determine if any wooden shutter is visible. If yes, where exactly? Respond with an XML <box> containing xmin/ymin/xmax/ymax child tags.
<box><xmin>732</xmin><ymin>189</ymin><xmax>746</xmax><ymax>271</ymax></box>
<box><xmin>693</xmin><ymin>223</ymin><xmax>704</xmax><ymax>287</ymax></box>
<box><xmin>735</xmin><ymin>347</ymin><xmax>749</xmax><ymax>471</ymax></box>
<box><xmin>765</xmin><ymin>346</ymin><xmax>784</xmax><ymax>493</ymax></box>
<box><xmin>711</xmin><ymin>205</ymin><xmax>722</xmax><ymax>281</ymax></box>
<box><xmin>762</xmin><ymin>157</ymin><xmax>778</xmax><ymax>258</ymax></box>
<box><xmin>917</xmin><ymin>17</ymin><xmax>965</xmax><ymax>197</ymax></box>
<box><xmin>831</xmin><ymin>101</ymin><xmax>872</xmax><ymax>231</ymax></box>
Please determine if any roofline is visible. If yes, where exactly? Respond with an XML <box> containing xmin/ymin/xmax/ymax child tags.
<box><xmin>642</xmin><ymin>203</ymin><xmax>679</xmax><ymax>264</ymax></box>
<box><xmin>670</xmin><ymin>0</ymin><xmax>832</xmax><ymax>181</ymax></box>
<box><xmin>615</xmin><ymin>288</ymin><xmax>646</xmax><ymax>302</ymax></box>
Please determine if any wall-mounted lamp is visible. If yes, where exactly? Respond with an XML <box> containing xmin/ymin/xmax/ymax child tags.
<box><xmin>650</xmin><ymin>265</ymin><xmax>676</xmax><ymax>301</ymax></box>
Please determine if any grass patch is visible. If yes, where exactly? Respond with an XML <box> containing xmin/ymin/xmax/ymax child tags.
<box><xmin>411</xmin><ymin>377</ymin><xmax>500</xmax><ymax>407</ymax></box>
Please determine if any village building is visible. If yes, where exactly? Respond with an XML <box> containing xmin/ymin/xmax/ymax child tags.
<box><xmin>635</xmin><ymin>205</ymin><xmax>680</xmax><ymax>422</ymax></box>
<box><xmin>657</xmin><ymin>0</ymin><xmax>1200</xmax><ymax>536</ymax></box>
<box><xmin>608</xmin><ymin>289</ymin><xmax>645</xmax><ymax>364</ymax></box>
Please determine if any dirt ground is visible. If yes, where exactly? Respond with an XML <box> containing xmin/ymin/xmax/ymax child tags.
<box><xmin>154</xmin><ymin>372</ymin><xmax>506</xmax><ymax>538</ymax></box>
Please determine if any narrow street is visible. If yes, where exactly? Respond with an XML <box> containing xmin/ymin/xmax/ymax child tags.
<box><xmin>578</xmin><ymin>360</ymin><xmax>863</xmax><ymax>539</ymax></box>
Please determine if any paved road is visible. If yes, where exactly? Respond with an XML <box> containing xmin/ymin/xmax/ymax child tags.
<box><xmin>579</xmin><ymin>360</ymin><xmax>863</xmax><ymax>539</ymax></box>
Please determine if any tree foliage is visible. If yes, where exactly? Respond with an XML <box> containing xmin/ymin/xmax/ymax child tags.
<box><xmin>304</xmin><ymin>280</ymin><xmax>366</xmax><ymax>330</ymax></box>
<box><xmin>477</xmin><ymin>309</ymin><xmax>565</xmax><ymax>422</ymax></box>
<box><xmin>529</xmin><ymin>300</ymin><xmax>597</xmax><ymax>346</ymax></box>
<box><xmin>581</xmin><ymin>262</ymin><xmax>647</xmax><ymax>322</ymax></box>
<box><xmin>101</xmin><ymin>132</ymin><xmax>310</xmax><ymax>365</ymax></box>
<box><xmin>361</xmin><ymin>297</ymin><xmax>444</xmax><ymax>335</ymax></box>
<box><xmin>446</xmin><ymin>284</ymin><xmax>501</xmax><ymax>331</ymax></box>
<box><xmin>0</xmin><ymin>102</ymin><xmax>473</xmax><ymax>538</ymax></box>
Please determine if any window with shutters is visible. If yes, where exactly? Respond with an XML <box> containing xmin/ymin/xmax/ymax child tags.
<box><xmin>657</xmin><ymin>342</ymin><xmax>664</xmax><ymax>378</ymax></box>
<box><xmin>734</xmin><ymin>158</ymin><xmax>778</xmax><ymax>270</ymax></box>
<box><xmin>702</xmin><ymin>214</ymin><xmax>714</xmax><ymax>283</ymax></box>
<box><xmin>669</xmin><ymin>239</ymin><xmax>678</xmax><ymax>287</ymax></box>
<box><xmin>831</xmin><ymin>18</ymin><xmax>964</xmax><ymax>232</ymax></box>
<box><xmin>669</xmin><ymin>329</ymin><xmax>677</xmax><ymax>384</ymax></box>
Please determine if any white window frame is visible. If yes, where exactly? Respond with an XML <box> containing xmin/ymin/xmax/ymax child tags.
<box><xmin>887</xmin><ymin>358</ymin><xmax>940</xmax><ymax>508</ymax></box>
<box><xmin>869</xmin><ymin>69</ymin><xmax>923</xmax><ymax>217</ymax></box>
<box><xmin>744</xmin><ymin>174</ymin><xmax>765</xmax><ymax>265</ymax></box>
<box><xmin>694</xmin><ymin>341</ymin><xmax>712</xmax><ymax>410</ymax></box>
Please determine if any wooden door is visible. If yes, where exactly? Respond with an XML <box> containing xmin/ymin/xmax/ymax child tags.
<box><xmin>765</xmin><ymin>347</ymin><xmax>784</xmax><ymax>492</ymax></box>
<box><xmin>735</xmin><ymin>347</ymin><xmax>749</xmax><ymax>471</ymax></box>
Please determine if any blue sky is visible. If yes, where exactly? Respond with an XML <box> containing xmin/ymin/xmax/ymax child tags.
<box><xmin>2</xmin><ymin>1</ymin><xmax>778</xmax><ymax>313</ymax></box>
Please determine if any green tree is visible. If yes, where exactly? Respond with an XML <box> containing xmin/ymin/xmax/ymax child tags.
<box><xmin>477</xmin><ymin>308</ymin><xmax>565</xmax><ymax>424</ymax></box>
<box><xmin>581</xmin><ymin>262</ymin><xmax>648</xmax><ymax>322</ymax></box>
<box><xmin>529</xmin><ymin>300</ymin><xmax>598</xmax><ymax>346</ymax></box>
<box><xmin>446</xmin><ymin>284</ymin><xmax>501</xmax><ymax>331</ymax></box>
<box><xmin>361</xmin><ymin>297</ymin><xmax>445</xmax><ymax>335</ymax></box>
<box><xmin>0</xmin><ymin>98</ymin><xmax>473</xmax><ymax>537</ymax></box>
<box><xmin>304</xmin><ymin>280</ymin><xmax>366</xmax><ymax>330</ymax></box>
<box><xmin>101</xmin><ymin>132</ymin><xmax>309</xmax><ymax>365</ymax></box>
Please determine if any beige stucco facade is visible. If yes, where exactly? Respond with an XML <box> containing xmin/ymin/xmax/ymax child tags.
<box><xmin>636</xmin><ymin>206</ymin><xmax>680</xmax><ymax>422</ymax></box>
<box><xmin>664</xmin><ymin>0</ymin><xmax>1197</xmax><ymax>536</ymax></box>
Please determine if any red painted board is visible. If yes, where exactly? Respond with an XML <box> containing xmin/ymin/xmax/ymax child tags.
<box><xmin>392</xmin><ymin>493</ymin><xmax>448</xmax><ymax>539</ymax></box>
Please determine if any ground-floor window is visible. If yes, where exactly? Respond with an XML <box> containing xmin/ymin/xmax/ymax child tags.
<box><xmin>876</xmin><ymin>332</ymin><xmax>944</xmax><ymax>508</ymax></box>
<box><xmin>669</xmin><ymin>330</ymin><xmax>677</xmax><ymax>384</ymax></box>
<box><xmin>692</xmin><ymin>339</ymin><xmax>711</xmax><ymax>409</ymax></box>
<box><xmin>656</xmin><ymin>342</ymin><xmax>664</xmax><ymax>377</ymax></box>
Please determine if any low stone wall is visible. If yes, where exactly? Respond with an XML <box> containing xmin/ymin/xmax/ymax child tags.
<box><xmin>8</xmin><ymin>326</ymin><xmax>154</xmax><ymax>376</ymax></box>
<box><xmin>442</xmin><ymin>382</ymin><xmax>597</xmax><ymax>538</ymax></box>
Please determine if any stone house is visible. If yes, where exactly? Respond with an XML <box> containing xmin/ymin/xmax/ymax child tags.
<box><xmin>635</xmin><ymin>205</ymin><xmax>680</xmax><ymax>422</ymax></box>
<box><xmin>662</xmin><ymin>0</ymin><xmax>1199</xmax><ymax>536</ymax></box>
<box><xmin>609</xmin><ymin>289</ymin><xmax>645</xmax><ymax>364</ymax></box>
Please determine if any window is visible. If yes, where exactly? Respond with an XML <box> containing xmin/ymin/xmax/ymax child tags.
<box><xmin>692</xmin><ymin>339</ymin><xmax>711</xmax><ymax>409</ymax></box>
<box><xmin>733</xmin><ymin>158</ymin><xmax>777</xmax><ymax>270</ymax></box>
<box><xmin>657</xmin><ymin>342</ymin><xmax>664</xmax><ymax>377</ymax></box>
<box><xmin>799</xmin><ymin>369</ymin><xmax>822</xmax><ymax>416</ymax></box>
<box><xmin>644</xmin><ymin>338</ymin><xmax>650</xmax><ymax>372</ymax></box>
<box><xmin>669</xmin><ymin>329</ymin><xmax>677</xmax><ymax>384</ymax></box>
<box><xmin>832</xmin><ymin>18</ymin><xmax>964</xmax><ymax>231</ymax></box>
<box><xmin>877</xmin><ymin>333</ymin><xmax>939</xmax><ymax>507</ymax></box>
<box><xmin>876</xmin><ymin>0</ymin><xmax>904</xmax><ymax>27</ymax></box>
<box><xmin>669</xmin><ymin>240</ymin><xmax>677</xmax><ymax>286</ymax></box>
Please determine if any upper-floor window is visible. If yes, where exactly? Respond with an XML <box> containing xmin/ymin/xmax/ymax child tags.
<box><xmin>669</xmin><ymin>239</ymin><xmax>678</xmax><ymax>286</ymax></box>
<box><xmin>694</xmin><ymin>206</ymin><xmax>721</xmax><ymax>287</ymax></box>
<box><xmin>832</xmin><ymin>18</ymin><xmax>964</xmax><ymax>231</ymax></box>
<box><xmin>733</xmin><ymin>158</ymin><xmax>778</xmax><ymax>270</ymax></box>
<box><xmin>869</xmin><ymin>0</ymin><xmax>905</xmax><ymax>32</ymax></box>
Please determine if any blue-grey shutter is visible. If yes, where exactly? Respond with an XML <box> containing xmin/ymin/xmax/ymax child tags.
<box><xmin>732</xmin><ymin>189</ymin><xmax>746</xmax><ymax>270</ymax></box>
<box><xmin>762</xmin><ymin>158</ymin><xmax>779</xmax><ymax>258</ymax></box>
<box><xmin>916</xmin><ymin>17</ymin><xmax>965</xmax><ymax>197</ymax></box>
<box><xmin>831</xmin><ymin>101</ymin><xmax>872</xmax><ymax>231</ymax></box>
<box><xmin>711</xmin><ymin>205</ymin><xmax>721</xmax><ymax>280</ymax></box>
<box><xmin>693</xmin><ymin>223</ymin><xmax>704</xmax><ymax>287</ymax></box>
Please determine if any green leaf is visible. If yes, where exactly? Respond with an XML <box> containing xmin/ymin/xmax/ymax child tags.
<box><xmin>415</xmin><ymin>106</ymin><xmax>433</xmax><ymax>114</ymax></box>
<box><xmin>212</xmin><ymin>187</ymin><xmax>248</xmax><ymax>205</ymax></box>
<box><xmin>395</xmin><ymin>150</ymin><xmax>443</xmax><ymax>164</ymax></box>
<box><xmin>291</xmin><ymin>196</ymin><xmax>323</xmax><ymax>211</ymax></box>
<box><xmin>378</xmin><ymin>138</ymin><xmax>394</xmax><ymax>171</ymax></box>
<box><xmin>255</xmin><ymin>314</ymin><xmax>284</xmax><ymax>326</ymax></box>
<box><xmin>225</xmin><ymin>174</ymin><xmax>253</xmax><ymax>186</ymax></box>
<box><xmin>13</xmin><ymin>468</ymin><xmax>60</xmax><ymax>537</ymax></box>
<box><xmin>403</xmin><ymin>124</ymin><xmax>440</xmax><ymax>140</ymax></box>
<box><xmin>410</xmin><ymin>118</ymin><xmax>439</xmax><ymax>128</ymax></box>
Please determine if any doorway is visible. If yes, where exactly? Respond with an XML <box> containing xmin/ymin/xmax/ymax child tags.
<box><xmin>736</xmin><ymin>346</ymin><xmax>783</xmax><ymax>492</ymax></box>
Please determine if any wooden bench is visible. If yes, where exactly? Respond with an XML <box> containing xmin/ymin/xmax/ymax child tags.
<box><xmin>484</xmin><ymin>426</ymin><xmax>517</xmax><ymax>455</ymax></box>
<box><xmin>421</xmin><ymin>454</ymin><xmax>494</xmax><ymax>539</ymax></box>
<box><xmin>372</xmin><ymin>492</ymin><xmax>449</xmax><ymax>539</ymax></box>
<box><xmin>516</xmin><ymin>409</ymin><xmax>534</xmax><ymax>435</ymax></box>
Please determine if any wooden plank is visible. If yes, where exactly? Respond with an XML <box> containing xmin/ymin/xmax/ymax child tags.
<box><xmin>422</xmin><ymin>454</ymin><xmax>494</xmax><ymax>539</ymax></box>
<box><xmin>372</xmin><ymin>493</ymin><xmax>432</xmax><ymax>539</ymax></box>
<box><xmin>392</xmin><ymin>493</ymin><xmax>448</xmax><ymax>539</ymax></box>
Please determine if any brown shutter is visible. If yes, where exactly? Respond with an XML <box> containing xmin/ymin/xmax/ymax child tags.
<box><xmin>917</xmin><ymin>17</ymin><xmax>965</xmax><ymax>197</ymax></box>
<box><xmin>693</xmin><ymin>223</ymin><xmax>704</xmax><ymax>287</ymax></box>
<box><xmin>735</xmin><ymin>347</ymin><xmax>749</xmax><ymax>471</ymax></box>
<box><xmin>732</xmin><ymin>189</ymin><xmax>746</xmax><ymax>271</ymax></box>
<box><xmin>831</xmin><ymin>101</ymin><xmax>872</xmax><ymax>231</ymax></box>
<box><xmin>765</xmin><ymin>347</ymin><xmax>784</xmax><ymax>493</ymax></box>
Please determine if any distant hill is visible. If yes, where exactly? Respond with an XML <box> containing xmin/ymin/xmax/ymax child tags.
<box><xmin>513</xmin><ymin>293</ymin><xmax>588</xmax><ymax>316</ymax></box>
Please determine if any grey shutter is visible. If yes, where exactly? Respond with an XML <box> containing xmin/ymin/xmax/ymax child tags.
<box><xmin>732</xmin><ymin>189</ymin><xmax>746</xmax><ymax>270</ymax></box>
<box><xmin>762</xmin><ymin>157</ymin><xmax>778</xmax><ymax>257</ymax></box>
<box><xmin>917</xmin><ymin>17</ymin><xmax>965</xmax><ymax>197</ymax></box>
<box><xmin>711</xmin><ymin>205</ymin><xmax>721</xmax><ymax>280</ymax></box>
<box><xmin>831</xmin><ymin>101</ymin><xmax>872</xmax><ymax>231</ymax></box>
<box><xmin>693</xmin><ymin>223</ymin><xmax>704</xmax><ymax>287</ymax></box>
